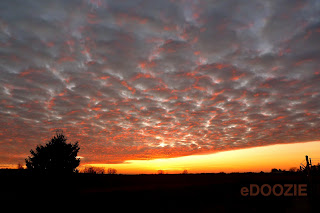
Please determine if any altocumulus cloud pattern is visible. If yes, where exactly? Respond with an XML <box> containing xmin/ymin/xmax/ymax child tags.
<box><xmin>0</xmin><ymin>0</ymin><xmax>320</xmax><ymax>164</ymax></box>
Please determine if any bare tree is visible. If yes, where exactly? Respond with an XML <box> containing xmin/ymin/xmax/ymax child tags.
<box><xmin>182</xmin><ymin>169</ymin><xmax>188</xmax><ymax>174</ymax></box>
<box><xmin>83</xmin><ymin>166</ymin><xmax>105</xmax><ymax>174</ymax></box>
<box><xmin>289</xmin><ymin>167</ymin><xmax>298</xmax><ymax>172</ymax></box>
<box><xmin>83</xmin><ymin>166</ymin><xmax>96</xmax><ymax>174</ymax></box>
<box><xmin>17</xmin><ymin>163</ymin><xmax>24</xmax><ymax>169</ymax></box>
<box><xmin>107</xmin><ymin>168</ymin><xmax>117</xmax><ymax>174</ymax></box>
<box><xmin>157</xmin><ymin>170</ymin><xmax>165</xmax><ymax>175</ymax></box>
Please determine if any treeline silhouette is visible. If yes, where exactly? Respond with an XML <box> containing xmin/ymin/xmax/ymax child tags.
<box><xmin>83</xmin><ymin>166</ymin><xmax>117</xmax><ymax>174</ymax></box>
<box><xmin>2</xmin><ymin>132</ymin><xmax>320</xmax><ymax>212</ymax></box>
<box><xmin>4</xmin><ymin>131</ymin><xmax>320</xmax><ymax>176</ymax></box>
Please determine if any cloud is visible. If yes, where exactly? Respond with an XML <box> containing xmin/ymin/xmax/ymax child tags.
<box><xmin>0</xmin><ymin>0</ymin><xmax>320</xmax><ymax>164</ymax></box>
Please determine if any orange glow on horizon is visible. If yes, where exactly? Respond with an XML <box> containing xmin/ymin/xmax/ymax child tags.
<box><xmin>82</xmin><ymin>141</ymin><xmax>320</xmax><ymax>174</ymax></box>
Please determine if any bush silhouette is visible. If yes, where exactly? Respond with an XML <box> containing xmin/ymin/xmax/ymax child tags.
<box><xmin>25</xmin><ymin>132</ymin><xmax>80</xmax><ymax>174</ymax></box>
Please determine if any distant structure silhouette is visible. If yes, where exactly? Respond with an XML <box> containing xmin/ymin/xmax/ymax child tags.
<box><xmin>25</xmin><ymin>132</ymin><xmax>80</xmax><ymax>174</ymax></box>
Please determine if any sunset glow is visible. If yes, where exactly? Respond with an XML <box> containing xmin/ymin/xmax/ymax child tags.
<box><xmin>1</xmin><ymin>0</ymin><xmax>320</xmax><ymax>171</ymax></box>
<box><xmin>84</xmin><ymin>141</ymin><xmax>320</xmax><ymax>174</ymax></box>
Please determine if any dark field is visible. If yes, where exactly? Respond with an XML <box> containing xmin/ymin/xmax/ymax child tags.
<box><xmin>1</xmin><ymin>171</ymin><xmax>320</xmax><ymax>212</ymax></box>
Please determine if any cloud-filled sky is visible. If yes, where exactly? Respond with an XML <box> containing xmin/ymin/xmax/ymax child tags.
<box><xmin>1</xmin><ymin>0</ymin><xmax>320</xmax><ymax>165</ymax></box>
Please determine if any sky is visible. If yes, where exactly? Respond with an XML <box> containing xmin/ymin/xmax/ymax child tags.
<box><xmin>87</xmin><ymin>141</ymin><xmax>320</xmax><ymax>174</ymax></box>
<box><xmin>0</xmin><ymin>0</ymin><xmax>320</xmax><ymax>170</ymax></box>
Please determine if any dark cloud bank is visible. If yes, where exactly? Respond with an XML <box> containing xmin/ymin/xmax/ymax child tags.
<box><xmin>0</xmin><ymin>0</ymin><xmax>320</xmax><ymax>164</ymax></box>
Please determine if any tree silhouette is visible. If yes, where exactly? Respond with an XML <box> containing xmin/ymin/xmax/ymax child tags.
<box><xmin>83</xmin><ymin>166</ymin><xmax>105</xmax><ymax>174</ymax></box>
<box><xmin>182</xmin><ymin>169</ymin><xmax>188</xmax><ymax>174</ymax></box>
<box><xmin>107</xmin><ymin>168</ymin><xmax>117</xmax><ymax>175</ymax></box>
<box><xmin>25</xmin><ymin>132</ymin><xmax>80</xmax><ymax>174</ymax></box>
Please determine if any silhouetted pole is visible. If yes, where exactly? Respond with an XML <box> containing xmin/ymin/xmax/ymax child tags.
<box><xmin>306</xmin><ymin>155</ymin><xmax>313</xmax><ymax>198</ymax></box>
<box><xmin>306</xmin><ymin>155</ymin><xmax>311</xmax><ymax>178</ymax></box>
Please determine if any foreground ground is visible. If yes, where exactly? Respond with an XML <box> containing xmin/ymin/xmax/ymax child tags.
<box><xmin>1</xmin><ymin>171</ymin><xmax>320</xmax><ymax>212</ymax></box>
